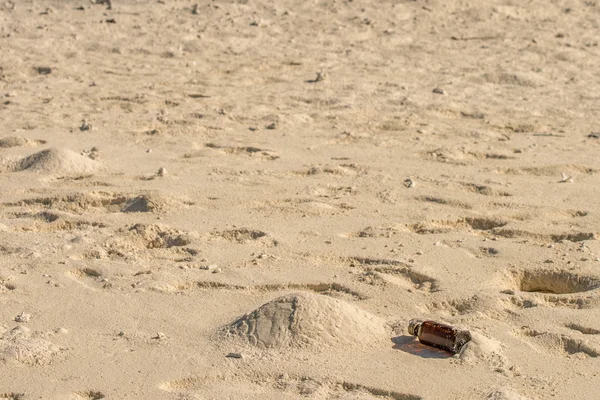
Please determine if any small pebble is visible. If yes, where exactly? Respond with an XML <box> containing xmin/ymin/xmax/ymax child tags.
<box><xmin>152</xmin><ymin>332</ymin><xmax>165</xmax><ymax>340</ymax></box>
<box><xmin>226</xmin><ymin>352</ymin><xmax>244</xmax><ymax>359</ymax></box>
<box><xmin>81</xmin><ymin>147</ymin><xmax>99</xmax><ymax>160</ymax></box>
<box><xmin>484</xmin><ymin>247</ymin><xmax>500</xmax><ymax>255</ymax></box>
<box><xmin>80</xmin><ymin>120</ymin><xmax>91</xmax><ymax>131</ymax></box>
<box><xmin>314</xmin><ymin>70</ymin><xmax>327</xmax><ymax>82</ymax></box>
<box><xmin>559</xmin><ymin>172</ymin><xmax>573</xmax><ymax>183</ymax></box>
<box><xmin>432</xmin><ymin>88</ymin><xmax>446</xmax><ymax>95</ymax></box>
<box><xmin>157</xmin><ymin>167</ymin><xmax>167</xmax><ymax>177</ymax></box>
<box><xmin>212</xmin><ymin>267</ymin><xmax>223</xmax><ymax>274</ymax></box>
<box><xmin>15</xmin><ymin>312</ymin><xmax>31</xmax><ymax>323</ymax></box>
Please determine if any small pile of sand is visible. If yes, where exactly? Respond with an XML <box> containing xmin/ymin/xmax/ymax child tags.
<box><xmin>17</xmin><ymin>148</ymin><xmax>100</xmax><ymax>174</ymax></box>
<box><xmin>121</xmin><ymin>194</ymin><xmax>164</xmax><ymax>213</ymax></box>
<box><xmin>221</xmin><ymin>292</ymin><xmax>387</xmax><ymax>348</ymax></box>
<box><xmin>0</xmin><ymin>148</ymin><xmax>101</xmax><ymax>174</ymax></box>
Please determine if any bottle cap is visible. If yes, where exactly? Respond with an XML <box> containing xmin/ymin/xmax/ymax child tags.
<box><xmin>407</xmin><ymin>319</ymin><xmax>424</xmax><ymax>336</ymax></box>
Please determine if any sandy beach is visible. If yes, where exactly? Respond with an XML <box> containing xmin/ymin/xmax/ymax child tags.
<box><xmin>1</xmin><ymin>0</ymin><xmax>600</xmax><ymax>399</ymax></box>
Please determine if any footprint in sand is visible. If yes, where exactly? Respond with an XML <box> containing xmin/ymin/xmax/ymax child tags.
<box><xmin>5</xmin><ymin>210</ymin><xmax>107</xmax><ymax>232</ymax></box>
<box><xmin>414</xmin><ymin>195</ymin><xmax>473</xmax><ymax>210</ymax></box>
<box><xmin>406</xmin><ymin>217</ymin><xmax>507</xmax><ymax>235</ymax></box>
<box><xmin>485</xmin><ymin>388</ymin><xmax>530</xmax><ymax>400</ymax></box>
<box><xmin>4</xmin><ymin>191</ymin><xmax>187</xmax><ymax>215</ymax></box>
<box><xmin>343</xmin><ymin>257</ymin><xmax>438</xmax><ymax>292</ymax></box>
<box><xmin>565</xmin><ymin>323</ymin><xmax>600</xmax><ymax>335</ymax></box>
<box><xmin>0</xmin><ymin>393</ymin><xmax>26</xmax><ymax>400</ymax></box>
<box><xmin>516</xmin><ymin>327</ymin><xmax>600</xmax><ymax>358</ymax></box>
<box><xmin>420</xmin><ymin>147</ymin><xmax>513</xmax><ymax>165</ymax></box>
<box><xmin>171</xmin><ymin>281</ymin><xmax>364</xmax><ymax>301</ymax></box>
<box><xmin>497</xmin><ymin>164</ymin><xmax>597</xmax><ymax>177</ymax></box>
<box><xmin>185</xmin><ymin>143</ymin><xmax>279</xmax><ymax>160</ymax></box>
<box><xmin>500</xmin><ymin>268</ymin><xmax>600</xmax><ymax>309</ymax></box>
<box><xmin>161</xmin><ymin>372</ymin><xmax>421</xmax><ymax>400</ymax></box>
<box><xmin>73</xmin><ymin>391</ymin><xmax>105</xmax><ymax>400</ymax></box>
<box><xmin>66</xmin><ymin>223</ymin><xmax>199</xmax><ymax>262</ymax></box>
<box><xmin>0</xmin><ymin>325</ymin><xmax>64</xmax><ymax>366</ymax></box>
<box><xmin>207</xmin><ymin>228</ymin><xmax>277</xmax><ymax>247</ymax></box>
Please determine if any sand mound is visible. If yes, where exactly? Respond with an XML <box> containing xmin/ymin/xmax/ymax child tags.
<box><xmin>0</xmin><ymin>136</ymin><xmax>46</xmax><ymax>148</ymax></box>
<box><xmin>221</xmin><ymin>292</ymin><xmax>387</xmax><ymax>348</ymax></box>
<box><xmin>0</xmin><ymin>325</ymin><xmax>61</xmax><ymax>366</ymax></box>
<box><xmin>0</xmin><ymin>148</ymin><xmax>100</xmax><ymax>174</ymax></box>
<box><xmin>121</xmin><ymin>195</ymin><xmax>165</xmax><ymax>213</ymax></box>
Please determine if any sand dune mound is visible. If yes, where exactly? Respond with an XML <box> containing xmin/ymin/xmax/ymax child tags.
<box><xmin>221</xmin><ymin>292</ymin><xmax>387</xmax><ymax>348</ymax></box>
<box><xmin>0</xmin><ymin>148</ymin><xmax>100</xmax><ymax>174</ymax></box>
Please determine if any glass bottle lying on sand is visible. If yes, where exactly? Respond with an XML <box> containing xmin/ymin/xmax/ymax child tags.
<box><xmin>408</xmin><ymin>319</ymin><xmax>472</xmax><ymax>354</ymax></box>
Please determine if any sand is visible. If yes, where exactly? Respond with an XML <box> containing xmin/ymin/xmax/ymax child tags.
<box><xmin>221</xmin><ymin>292</ymin><xmax>387</xmax><ymax>348</ymax></box>
<box><xmin>1</xmin><ymin>0</ymin><xmax>600</xmax><ymax>399</ymax></box>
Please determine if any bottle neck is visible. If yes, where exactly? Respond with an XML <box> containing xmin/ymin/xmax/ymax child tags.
<box><xmin>407</xmin><ymin>319</ymin><xmax>423</xmax><ymax>336</ymax></box>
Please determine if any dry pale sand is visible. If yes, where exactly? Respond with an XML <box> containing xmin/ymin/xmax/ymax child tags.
<box><xmin>1</xmin><ymin>0</ymin><xmax>600</xmax><ymax>399</ymax></box>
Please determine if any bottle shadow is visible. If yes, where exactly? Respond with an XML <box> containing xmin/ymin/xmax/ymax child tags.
<box><xmin>391</xmin><ymin>336</ymin><xmax>453</xmax><ymax>359</ymax></box>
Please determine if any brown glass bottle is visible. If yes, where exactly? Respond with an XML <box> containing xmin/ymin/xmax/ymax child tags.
<box><xmin>407</xmin><ymin>319</ymin><xmax>472</xmax><ymax>354</ymax></box>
